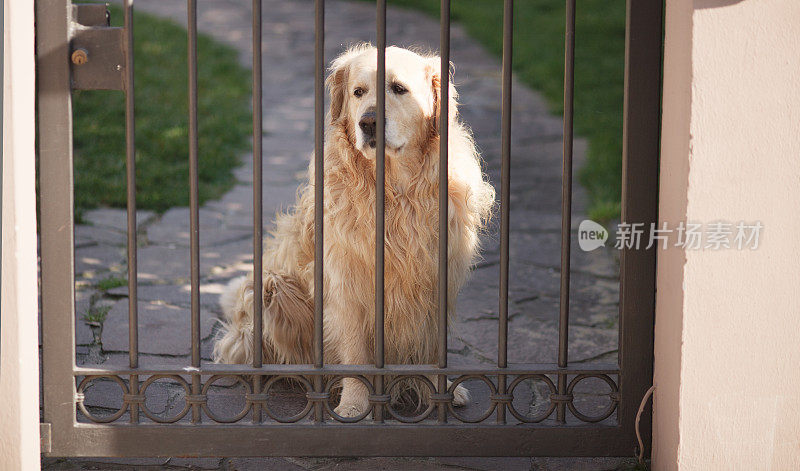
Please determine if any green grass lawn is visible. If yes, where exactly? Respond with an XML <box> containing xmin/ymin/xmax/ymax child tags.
<box><xmin>381</xmin><ymin>0</ymin><xmax>627</xmax><ymax>221</ymax></box>
<box><xmin>72</xmin><ymin>6</ymin><xmax>251</xmax><ymax>217</ymax></box>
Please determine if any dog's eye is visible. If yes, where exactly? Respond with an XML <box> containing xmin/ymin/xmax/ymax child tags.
<box><xmin>391</xmin><ymin>83</ymin><xmax>408</xmax><ymax>95</ymax></box>
<box><xmin>353</xmin><ymin>87</ymin><xmax>365</xmax><ymax>98</ymax></box>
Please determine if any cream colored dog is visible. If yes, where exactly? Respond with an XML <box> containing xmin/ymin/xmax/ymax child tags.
<box><xmin>213</xmin><ymin>44</ymin><xmax>494</xmax><ymax>418</ymax></box>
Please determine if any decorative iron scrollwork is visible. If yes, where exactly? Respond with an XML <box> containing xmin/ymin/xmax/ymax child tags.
<box><xmin>75</xmin><ymin>371</ymin><xmax>619</xmax><ymax>425</ymax></box>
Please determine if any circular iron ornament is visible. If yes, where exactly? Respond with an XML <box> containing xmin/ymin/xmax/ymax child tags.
<box><xmin>506</xmin><ymin>374</ymin><xmax>558</xmax><ymax>423</ymax></box>
<box><xmin>566</xmin><ymin>374</ymin><xmax>619</xmax><ymax>423</ymax></box>
<box><xmin>76</xmin><ymin>375</ymin><xmax>129</xmax><ymax>423</ymax></box>
<box><xmin>200</xmin><ymin>375</ymin><xmax>252</xmax><ymax>423</ymax></box>
<box><xmin>138</xmin><ymin>374</ymin><xmax>192</xmax><ymax>423</ymax></box>
<box><xmin>384</xmin><ymin>375</ymin><xmax>437</xmax><ymax>423</ymax></box>
<box><xmin>324</xmin><ymin>375</ymin><xmax>375</xmax><ymax>423</ymax></box>
<box><xmin>261</xmin><ymin>375</ymin><xmax>314</xmax><ymax>423</ymax></box>
<box><xmin>447</xmin><ymin>375</ymin><xmax>497</xmax><ymax>423</ymax></box>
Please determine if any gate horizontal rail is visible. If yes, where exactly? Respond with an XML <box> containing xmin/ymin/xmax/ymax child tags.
<box><xmin>73</xmin><ymin>363</ymin><xmax>619</xmax><ymax>376</ymax></box>
<box><xmin>60</xmin><ymin>423</ymin><xmax>626</xmax><ymax>457</ymax></box>
<box><xmin>37</xmin><ymin>0</ymin><xmax>662</xmax><ymax>457</ymax></box>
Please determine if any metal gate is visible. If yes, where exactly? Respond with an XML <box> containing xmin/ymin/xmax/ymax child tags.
<box><xmin>37</xmin><ymin>0</ymin><xmax>663</xmax><ymax>457</ymax></box>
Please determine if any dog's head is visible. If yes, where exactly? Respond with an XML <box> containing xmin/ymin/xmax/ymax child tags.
<box><xmin>326</xmin><ymin>44</ymin><xmax>457</xmax><ymax>157</ymax></box>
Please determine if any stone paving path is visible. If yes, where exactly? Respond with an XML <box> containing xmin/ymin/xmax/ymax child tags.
<box><xmin>47</xmin><ymin>1</ymin><xmax>630</xmax><ymax>469</ymax></box>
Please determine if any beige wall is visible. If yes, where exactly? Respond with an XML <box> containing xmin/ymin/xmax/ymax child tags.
<box><xmin>0</xmin><ymin>0</ymin><xmax>40</xmax><ymax>469</ymax></box>
<box><xmin>654</xmin><ymin>0</ymin><xmax>800</xmax><ymax>469</ymax></box>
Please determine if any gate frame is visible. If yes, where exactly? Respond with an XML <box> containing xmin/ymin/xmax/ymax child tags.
<box><xmin>37</xmin><ymin>0</ymin><xmax>662</xmax><ymax>457</ymax></box>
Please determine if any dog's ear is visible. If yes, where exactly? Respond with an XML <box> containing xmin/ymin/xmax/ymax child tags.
<box><xmin>327</xmin><ymin>46</ymin><xmax>369</xmax><ymax>125</ymax></box>
<box><xmin>429</xmin><ymin>64</ymin><xmax>441</xmax><ymax>135</ymax></box>
<box><xmin>427</xmin><ymin>57</ymin><xmax>458</xmax><ymax>136</ymax></box>
<box><xmin>326</xmin><ymin>63</ymin><xmax>348</xmax><ymax>124</ymax></box>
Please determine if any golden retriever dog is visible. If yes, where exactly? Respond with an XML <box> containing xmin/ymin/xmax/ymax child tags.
<box><xmin>213</xmin><ymin>44</ymin><xmax>494</xmax><ymax>418</ymax></box>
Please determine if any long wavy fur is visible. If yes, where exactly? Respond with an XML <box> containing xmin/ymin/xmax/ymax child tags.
<box><xmin>214</xmin><ymin>44</ymin><xmax>495</xmax><ymax>410</ymax></box>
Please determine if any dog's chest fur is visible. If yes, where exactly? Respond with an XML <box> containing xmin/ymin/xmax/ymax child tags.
<box><xmin>327</xmin><ymin>170</ymin><xmax>438</xmax><ymax>297</ymax></box>
<box><xmin>321</xmin><ymin>149</ymin><xmax>444</xmax><ymax>338</ymax></box>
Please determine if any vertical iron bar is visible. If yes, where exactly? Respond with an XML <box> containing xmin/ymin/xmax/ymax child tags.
<box><xmin>497</xmin><ymin>0</ymin><xmax>513</xmax><ymax>425</ymax></box>
<box><xmin>557</xmin><ymin>0</ymin><xmax>577</xmax><ymax>424</ymax></box>
<box><xmin>313</xmin><ymin>0</ymin><xmax>325</xmax><ymax>423</ymax></box>
<box><xmin>251</xmin><ymin>0</ymin><xmax>264</xmax><ymax>424</ymax></box>
<box><xmin>437</xmin><ymin>0</ymin><xmax>450</xmax><ymax>424</ymax></box>
<box><xmin>618</xmin><ymin>0</ymin><xmax>663</xmax><ymax>453</ymax></box>
<box><xmin>374</xmin><ymin>0</ymin><xmax>387</xmax><ymax>424</ymax></box>
<box><xmin>124</xmin><ymin>0</ymin><xmax>139</xmax><ymax>424</ymax></box>
<box><xmin>187</xmin><ymin>0</ymin><xmax>201</xmax><ymax>424</ymax></box>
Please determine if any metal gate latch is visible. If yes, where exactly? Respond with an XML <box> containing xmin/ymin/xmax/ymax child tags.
<box><xmin>70</xmin><ymin>4</ymin><xmax>126</xmax><ymax>90</ymax></box>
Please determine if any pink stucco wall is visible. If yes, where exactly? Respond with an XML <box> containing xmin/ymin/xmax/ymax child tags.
<box><xmin>0</xmin><ymin>0</ymin><xmax>41</xmax><ymax>469</ymax></box>
<box><xmin>654</xmin><ymin>0</ymin><xmax>800</xmax><ymax>469</ymax></box>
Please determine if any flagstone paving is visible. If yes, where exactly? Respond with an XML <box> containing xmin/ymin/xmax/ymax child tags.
<box><xmin>46</xmin><ymin>1</ymin><xmax>632</xmax><ymax>469</ymax></box>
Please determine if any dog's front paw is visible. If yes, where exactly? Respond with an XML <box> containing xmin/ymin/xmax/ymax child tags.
<box><xmin>334</xmin><ymin>401</ymin><xmax>368</xmax><ymax>418</ymax></box>
<box><xmin>452</xmin><ymin>384</ymin><xmax>471</xmax><ymax>407</ymax></box>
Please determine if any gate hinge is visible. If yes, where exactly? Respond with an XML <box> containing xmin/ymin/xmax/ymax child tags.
<box><xmin>70</xmin><ymin>4</ymin><xmax>126</xmax><ymax>91</ymax></box>
<box><xmin>40</xmin><ymin>423</ymin><xmax>52</xmax><ymax>453</ymax></box>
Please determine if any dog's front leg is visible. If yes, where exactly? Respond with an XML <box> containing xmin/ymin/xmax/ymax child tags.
<box><xmin>330</xmin><ymin>306</ymin><xmax>372</xmax><ymax>418</ymax></box>
<box><xmin>335</xmin><ymin>376</ymin><xmax>371</xmax><ymax>419</ymax></box>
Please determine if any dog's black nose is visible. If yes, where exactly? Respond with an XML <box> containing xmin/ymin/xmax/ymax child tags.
<box><xmin>359</xmin><ymin>110</ymin><xmax>376</xmax><ymax>138</ymax></box>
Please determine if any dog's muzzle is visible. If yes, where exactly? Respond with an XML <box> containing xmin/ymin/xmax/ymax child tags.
<box><xmin>359</xmin><ymin>109</ymin><xmax>377</xmax><ymax>148</ymax></box>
